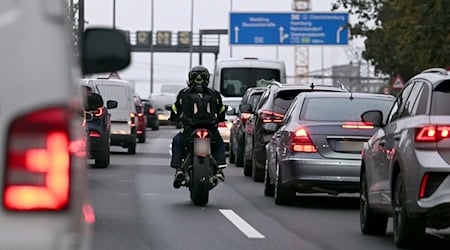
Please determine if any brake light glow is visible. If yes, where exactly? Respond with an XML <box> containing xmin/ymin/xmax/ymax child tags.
<box><xmin>4</xmin><ymin>107</ymin><xmax>71</xmax><ymax>211</ymax></box>
<box><xmin>218</xmin><ymin>122</ymin><xmax>228</xmax><ymax>128</ymax></box>
<box><xmin>93</xmin><ymin>107</ymin><xmax>104</xmax><ymax>117</ymax></box>
<box><xmin>260</xmin><ymin>110</ymin><xmax>284</xmax><ymax>123</ymax></box>
<box><xmin>129</xmin><ymin>112</ymin><xmax>136</xmax><ymax>127</ymax></box>
<box><xmin>291</xmin><ymin>127</ymin><xmax>317</xmax><ymax>153</ymax></box>
<box><xmin>138</xmin><ymin>112</ymin><xmax>144</xmax><ymax>117</ymax></box>
<box><xmin>342</xmin><ymin>122</ymin><xmax>374</xmax><ymax>129</ymax></box>
<box><xmin>416</xmin><ymin>125</ymin><xmax>450</xmax><ymax>142</ymax></box>
<box><xmin>148</xmin><ymin>108</ymin><xmax>156</xmax><ymax>114</ymax></box>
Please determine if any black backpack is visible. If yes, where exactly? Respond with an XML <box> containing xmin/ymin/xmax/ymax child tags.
<box><xmin>180</xmin><ymin>87</ymin><xmax>220</xmax><ymax>127</ymax></box>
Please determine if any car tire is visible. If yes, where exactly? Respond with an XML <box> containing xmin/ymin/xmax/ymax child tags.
<box><xmin>128</xmin><ymin>143</ymin><xmax>136</xmax><ymax>155</ymax></box>
<box><xmin>152</xmin><ymin>125</ymin><xmax>159</xmax><ymax>130</ymax></box>
<box><xmin>252</xmin><ymin>156</ymin><xmax>265</xmax><ymax>182</ymax></box>
<box><xmin>229</xmin><ymin>137</ymin><xmax>236</xmax><ymax>164</ymax></box>
<box><xmin>264</xmin><ymin>160</ymin><xmax>274</xmax><ymax>197</ymax></box>
<box><xmin>138</xmin><ymin>130</ymin><xmax>146</xmax><ymax>143</ymax></box>
<box><xmin>235</xmin><ymin>137</ymin><xmax>244</xmax><ymax>167</ymax></box>
<box><xmin>243</xmin><ymin>158</ymin><xmax>252</xmax><ymax>177</ymax></box>
<box><xmin>93</xmin><ymin>147</ymin><xmax>110</xmax><ymax>169</ymax></box>
<box><xmin>393</xmin><ymin>172</ymin><xmax>425</xmax><ymax>249</ymax></box>
<box><xmin>274</xmin><ymin>163</ymin><xmax>295</xmax><ymax>205</ymax></box>
<box><xmin>360</xmin><ymin>168</ymin><xmax>388</xmax><ymax>235</ymax></box>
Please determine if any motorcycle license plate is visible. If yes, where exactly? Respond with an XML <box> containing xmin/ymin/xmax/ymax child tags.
<box><xmin>194</xmin><ymin>138</ymin><xmax>210</xmax><ymax>156</ymax></box>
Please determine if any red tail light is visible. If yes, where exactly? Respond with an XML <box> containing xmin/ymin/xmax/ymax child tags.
<box><xmin>260</xmin><ymin>110</ymin><xmax>284</xmax><ymax>123</ymax></box>
<box><xmin>4</xmin><ymin>107</ymin><xmax>73</xmax><ymax>211</ymax></box>
<box><xmin>137</xmin><ymin>112</ymin><xmax>144</xmax><ymax>117</ymax></box>
<box><xmin>148</xmin><ymin>108</ymin><xmax>156</xmax><ymax>114</ymax></box>
<box><xmin>291</xmin><ymin>127</ymin><xmax>317</xmax><ymax>153</ymax></box>
<box><xmin>89</xmin><ymin>131</ymin><xmax>101</xmax><ymax>137</ymax></box>
<box><xmin>240</xmin><ymin>112</ymin><xmax>251</xmax><ymax>124</ymax></box>
<box><xmin>218</xmin><ymin>122</ymin><xmax>228</xmax><ymax>128</ymax></box>
<box><xmin>416</xmin><ymin>125</ymin><xmax>450</xmax><ymax>142</ymax></box>
<box><xmin>342</xmin><ymin>122</ymin><xmax>374</xmax><ymax>129</ymax></box>
<box><xmin>129</xmin><ymin>112</ymin><xmax>136</xmax><ymax>127</ymax></box>
<box><xmin>196</xmin><ymin>129</ymin><xmax>209</xmax><ymax>139</ymax></box>
<box><xmin>93</xmin><ymin>107</ymin><xmax>104</xmax><ymax>117</ymax></box>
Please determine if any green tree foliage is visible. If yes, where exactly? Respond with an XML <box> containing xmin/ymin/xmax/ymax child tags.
<box><xmin>332</xmin><ymin>0</ymin><xmax>450</xmax><ymax>80</ymax></box>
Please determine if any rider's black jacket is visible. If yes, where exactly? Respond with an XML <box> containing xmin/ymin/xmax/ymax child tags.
<box><xmin>169</xmin><ymin>85</ymin><xmax>226</xmax><ymax>133</ymax></box>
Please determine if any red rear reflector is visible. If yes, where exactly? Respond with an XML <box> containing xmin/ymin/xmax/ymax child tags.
<box><xmin>342</xmin><ymin>122</ymin><xmax>374</xmax><ymax>129</ymax></box>
<box><xmin>89</xmin><ymin>131</ymin><xmax>101</xmax><ymax>137</ymax></box>
<box><xmin>416</xmin><ymin>125</ymin><xmax>450</xmax><ymax>142</ymax></box>
<box><xmin>4</xmin><ymin>107</ymin><xmax>72</xmax><ymax>211</ymax></box>
<box><xmin>83</xmin><ymin>204</ymin><xmax>96</xmax><ymax>224</ymax></box>
<box><xmin>291</xmin><ymin>127</ymin><xmax>317</xmax><ymax>153</ymax></box>
<box><xmin>419</xmin><ymin>173</ymin><xmax>429</xmax><ymax>199</ymax></box>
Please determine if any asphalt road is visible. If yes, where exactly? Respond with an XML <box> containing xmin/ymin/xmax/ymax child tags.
<box><xmin>88</xmin><ymin>126</ymin><xmax>450</xmax><ymax>250</ymax></box>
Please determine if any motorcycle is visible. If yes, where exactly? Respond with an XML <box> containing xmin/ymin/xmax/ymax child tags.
<box><xmin>180</xmin><ymin>128</ymin><xmax>221</xmax><ymax>206</ymax></box>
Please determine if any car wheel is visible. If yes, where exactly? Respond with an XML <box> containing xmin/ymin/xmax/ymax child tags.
<box><xmin>152</xmin><ymin>125</ymin><xmax>159</xmax><ymax>130</ymax></box>
<box><xmin>229</xmin><ymin>137</ymin><xmax>236</xmax><ymax>164</ymax></box>
<box><xmin>94</xmin><ymin>147</ymin><xmax>110</xmax><ymax>169</ymax></box>
<box><xmin>128</xmin><ymin>143</ymin><xmax>136</xmax><ymax>155</ymax></box>
<box><xmin>393</xmin><ymin>172</ymin><xmax>425</xmax><ymax>248</ymax></box>
<box><xmin>360</xmin><ymin>168</ymin><xmax>388</xmax><ymax>235</ymax></box>
<box><xmin>243</xmin><ymin>158</ymin><xmax>252</xmax><ymax>177</ymax></box>
<box><xmin>274</xmin><ymin>162</ymin><xmax>295</xmax><ymax>205</ymax></box>
<box><xmin>252</xmin><ymin>156</ymin><xmax>265</xmax><ymax>182</ymax></box>
<box><xmin>138</xmin><ymin>131</ymin><xmax>146</xmax><ymax>143</ymax></box>
<box><xmin>264</xmin><ymin>160</ymin><xmax>274</xmax><ymax>197</ymax></box>
<box><xmin>235</xmin><ymin>137</ymin><xmax>244</xmax><ymax>167</ymax></box>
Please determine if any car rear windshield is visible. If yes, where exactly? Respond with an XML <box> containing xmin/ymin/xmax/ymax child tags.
<box><xmin>248</xmin><ymin>93</ymin><xmax>263</xmax><ymax>111</ymax></box>
<box><xmin>431</xmin><ymin>80</ymin><xmax>450</xmax><ymax>115</ymax></box>
<box><xmin>300</xmin><ymin>97</ymin><xmax>394</xmax><ymax>121</ymax></box>
<box><xmin>273</xmin><ymin>89</ymin><xmax>303</xmax><ymax>113</ymax></box>
<box><xmin>221</xmin><ymin>68</ymin><xmax>280</xmax><ymax>97</ymax></box>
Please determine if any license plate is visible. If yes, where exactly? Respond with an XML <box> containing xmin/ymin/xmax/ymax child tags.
<box><xmin>194</xmin><ymin>138</ymin><xmax>210</xmax><ymax>156</ymax></box>
<box><xmin>334</xmin><ymin>141</ymin><xmax>365</xmax><ymax>153</ymax></box>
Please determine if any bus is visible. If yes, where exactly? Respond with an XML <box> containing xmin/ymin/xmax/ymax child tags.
<box><xmin>210</xmin><ymin>57</ymin><xmax>287</xmax><ymax>98</ymax></box>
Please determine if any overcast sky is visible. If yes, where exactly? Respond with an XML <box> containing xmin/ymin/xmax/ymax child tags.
<box><xmin>85</xmin><ymin>0</ymin><xmax>361</xmax><ymax>97</ymax></box>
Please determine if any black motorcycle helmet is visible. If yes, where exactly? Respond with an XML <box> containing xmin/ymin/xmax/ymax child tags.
<box><xmin>188</xmin><ymin>65</ymin><xmax>210</xmax><ymax>87</ymax></box>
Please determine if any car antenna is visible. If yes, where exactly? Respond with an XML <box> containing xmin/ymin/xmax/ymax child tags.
<box><xmin>348</xmin><ymin>88</ymin><xmax>354</xmax><ymax>100</ymax></box>
<box><xmin>310</xmin><ymin>82</ymin><xmax>315</xmax><ymax>90</ymax></box>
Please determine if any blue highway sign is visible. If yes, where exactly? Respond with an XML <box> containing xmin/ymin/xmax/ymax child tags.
<box><xmin>229</xmin><ymin>12</ymin><xmax>349</xmax><ymax>45</ymax></box>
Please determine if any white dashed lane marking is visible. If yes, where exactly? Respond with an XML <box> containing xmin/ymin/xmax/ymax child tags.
<box><xmin>219</xmin><ymin>209</ymin><xmax>265</xmax><ymax>239</ymax></box>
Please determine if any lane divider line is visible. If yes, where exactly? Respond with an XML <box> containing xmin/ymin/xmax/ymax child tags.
<box><xmin>219</xmin><ymin>209</ymin><xmax>265</xmax><ymax>239</ymax></box>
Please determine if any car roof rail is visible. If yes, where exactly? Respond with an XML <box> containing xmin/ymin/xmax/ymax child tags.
<box><xmin>421</xmin><ymin>68</ymin><xmax>448</xmax><ymax>75</ymax></box>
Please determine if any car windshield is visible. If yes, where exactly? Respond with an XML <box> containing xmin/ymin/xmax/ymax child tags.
<box><xmin>220</xmin><ymin>68</ymin><xmax>280</xmax><ymax>97</ymax></box>
<box><xmin>300</xmin><ymin>97</ymin><xmax>394</xmax><ymax>121</ymax></box>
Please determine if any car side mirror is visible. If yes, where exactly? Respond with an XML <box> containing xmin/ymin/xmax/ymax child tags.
<box><xmin>164</xmin><ymin>104</ymin><xmax>172</xmax><ymax>111</ymax></box>
<box><xmin>81</xmin><ymin>28</ymin><xmax>131</xmax><ymax>75</ymax></box>
<box><xmin>239</xmin><ymin>104</ymin><xmax>252</xmax><ymax>113</ymax></box>
<box><xmin>106</xmin><ymin>100</ymin><xmax>118</xmax><ymax>109</ymax></box>
<box><xmin>361</xmin><ymin>110</ymin><xmax>383</xmax><ymax>127</ymax></box>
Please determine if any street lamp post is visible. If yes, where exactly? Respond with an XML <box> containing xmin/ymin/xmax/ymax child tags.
<box><xmin>113</xmin><ymin>0</ymin><xmax>116</xmax><ymax>29</ymax></box>
<box><xmin>189</xmin><ymin>0</ymin><xmax>194</xmax><ymax>69</ymax></box>
<box><xmin>229</xmin><ymin>0</ymin><xmax>233</xmax><ymax>57</ymax></box>
<box><xmin>150</xmin><ymin>0</ymin><xmax>154</xmax><ymax>95</ymax></box>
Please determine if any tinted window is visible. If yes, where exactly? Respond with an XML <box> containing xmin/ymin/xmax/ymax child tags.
<box><xmin>431</xmin><ymin>80</ymin><xmax>450</xmax><ymax>115</ymax></box>
<box><xmin>273</xmin><ymin>90</ymin><xmax>302</xmax><ymax>113</ymax></box>
<box><xmin>300</xmin><ymin>97</ymin><xmax>394</xmax><ymax>121</ymax></box>
<box><xmin>248</xmin><ymin>93</ymin><xmax>262</xmax><ymax>111</ymax></box>
<box><xmin>221</xmin><ymin>68</ymin><xmax>280</xmax><ymax>97</ymax></box>
<box><xmin>401</xmin><ymin>81</ymin><xmax>423</xmax><ymax>117</ymax></box>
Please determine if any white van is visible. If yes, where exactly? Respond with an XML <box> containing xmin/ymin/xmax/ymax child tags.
<box><xmin>90</xmin><ymin>79</ymin><xmax>138</xmax><ymax>154</ymax></box>
<box><xmin>211</xmin><ymin>57</ymin><xmax>287</xmax><ymax>98</ymax></box>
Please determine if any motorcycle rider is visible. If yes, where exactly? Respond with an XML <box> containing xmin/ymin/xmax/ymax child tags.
<box><xmin>169</xmin><ymin>65</ymin><xmax>227</xmax><ymax>189</ymax></box>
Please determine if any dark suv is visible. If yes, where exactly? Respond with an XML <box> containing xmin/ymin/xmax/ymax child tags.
<box><xmin>81</xmin><ymin>81</ymin><xmax>117</xmax><ymax>168</ymax></box>
<box><xmin>229</xmin><ymin>87</ymin><xmax>266</xmax><ymax>167</ymax></box>
<box><xmin>141</xmin><ymin>98</ymin><xmax>160</xmax><ymax>130</ymax></box>
<box><xmin>242</xmin><ymin>83</ymin><xmax>347</xmax><ymax>181</ymax></box>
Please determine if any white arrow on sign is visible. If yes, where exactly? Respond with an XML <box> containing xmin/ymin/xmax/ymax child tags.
<box><xmin>234</xmin><ymin>26</ymin><xmax>240</xmax><ymax>43</ymax></box>
<box><xmin>279</xmin><ymin>26</ymin><xmax>289</xmax><ymax>43</ymax></box>
<box><xmin>336</xmin><ymin>26</ymin><xmax>344</xmax><ymax>44</ymax></box>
